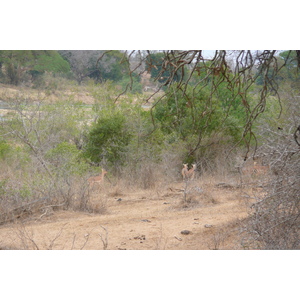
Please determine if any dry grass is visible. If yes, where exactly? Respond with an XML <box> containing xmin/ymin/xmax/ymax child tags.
<box><xmin>0</xmin><ymin>173</ymin><xmax>251</xmax><ymax>250</ymax></box>
<box><xmin>0</xmin><ymin>83</ymin><xmax>95</xmax><ymax>104</ymax></box>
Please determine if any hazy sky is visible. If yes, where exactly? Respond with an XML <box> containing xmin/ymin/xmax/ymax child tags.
<box><xmin>202</xmin><ymin>50</ymin><xmax>216</xmax><ymax>58</ymax></box>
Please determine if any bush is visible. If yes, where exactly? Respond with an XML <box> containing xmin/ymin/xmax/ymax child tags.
<box><xmin>83</xmin><ymin>110</ymin><xmax>132</xmax><ymax>165</ymax></box>
<box><xmin>0</xmin><ymin>139</ymin><xmax>10</xmax><ymax>160</ymax></box>
<box><xmin>153</xmin><ymin>83</ymin><xmax>246</xmax><ymax>163</ymax></box>
<box><xmin>242</xmin><ymin>93</ymin><xmax>300</xmax><ymax>249</ymax></box>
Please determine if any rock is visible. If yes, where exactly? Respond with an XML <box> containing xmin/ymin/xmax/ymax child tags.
<box><xmin>117</xmin><ymin>198</ymin><xmax>122</xmax><ymax>202</ymax></box>
<box><xmin>204</xmin><ymin>224</ymin><xmax>213</xmax><ymax>228</ymax></box>
<box><xmin>216</xmin><ymin>183</ymin><xmax>234</xmax><ymax>189</ymax></box>
<box><xmin>180</xmin><ymin>230</ymin><xmax>191</xmax><ymax>235</ymax></box>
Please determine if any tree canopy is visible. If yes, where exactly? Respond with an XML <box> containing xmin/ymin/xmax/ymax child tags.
<box><xmin>0</xmin><ymin>50</ymin><xmax>70</xmax><ymax>85</ymax></box>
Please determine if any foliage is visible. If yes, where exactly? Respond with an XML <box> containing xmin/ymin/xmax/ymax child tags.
<box><xmin>153</xmin><ymin>82</ymin><xmax>247</xmax><ymax>155</ymax></box>
<box><xmin>116</xmin><ymin>50</ymin><xmax>300</xmax><ymax>149</ymax></box>
<box><xmin>145</xmin><ymin>51</ymin><xmax>185</xmax><ymax>85</ymax></box>
<box><xmin>0</xmin><ymin>50</ymin><xmax>70</xmax><ymax>85</ymax></box>
<box><xmin>0</xmin><ymin>139</ymin><xmax>11</xmax><ymax>160</ymax></box>
<box><xmin>46</xmin><ymin>142</ymin><xmax>88</xmax><ymax>176</ymax></box>
<box><xmin>118</xmin><ymin>72</ymin><xmax>142</xmax><ymax>94</ymax></box>
<box><xmin>89</xmin><ymin>80</ymin><xmax>120</xmax><ymax>112</ymax></box>
<box><xmin>97</xmin><ymin>50</ymin><xmax>129</xmax><ymax>82</ymax></box>
<box><xmin>58</xmin><ymin>50</ymin><xmax>130</xmax><ymax>85</ymax></box>
<box><xmin>1</xmin><ymin>100</ymin><xmax>90</xmax><ymax>180</ymax></box>
<box><xmin>0</xmin><ymin>99</ymin><xmax>93</xmax><ymax>218</ymax></box>
<box><xmin>277</xmin><ymin>51</ymin><xmax>300</xmax><ymax>90</ymax></box>
<box><xmin>58</xmin><ymin>50</ymin><xmax>103</xmax><ymax>84</ymax></box>
<box><xmin>33</xmin><ymin>51</ymin><xmax>70</xmax><ymax>74</ymax></box>
<box><xmin>83</xmin><ymin>109</ymin><xmax>132</xmax><ymax>165</ymax></box>
<box><xmin>125</xmin><ymin>107</ymin><xmax>166</xmax><ymax>166</ymax></box>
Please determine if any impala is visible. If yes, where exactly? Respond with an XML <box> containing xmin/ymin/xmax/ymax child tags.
<box><xmin>88</xmin><ymin>168</ymin><xmax>108</xmax><ymax>189</ymax></box>
<box><xmin>181</xmin><ymin>164</ymin><xmax>189</xmax><ymax>180</ymax></box>
<box><xmin>182</xmin><ymin>163</ymin><xmax>197</xmax><ymax>181</ymax></box>
<box><xmin>252</xmin><ymin>161</ymin><xmax>270</xmax><ymax>175</ymax></box>
<box><xmin>187</xmin><ymin>163</ymin><xmax>197</xmax><ymax>180</ymax></box>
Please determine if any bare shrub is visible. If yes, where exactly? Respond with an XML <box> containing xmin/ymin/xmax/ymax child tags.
<box><xmin>89</xmin><ymin>196</ymin><xmax>108</xmax><ymax>214</ymax></box>
<box><xmin>139</xmin><ymin>164</ymin><xmax>156</xmax><ymax>189</ymax></box>
<box><xmin>209</xmin><ymin>229</ymin><xmax>228</xmax><ymax>250</ymax></box>
<box><xmin>194</xmin><ymin>143</ymin><xmax>243</xmax><ymax>187</ymax></box>
<box><xmin>0</xmin><ymin>99</ymin><xmax>97</xmax><ymax>224</ymax></box>
<box><xmin>117</xmin><ymin>160</ymin><xmax>165</xmax><ymax>190</ymax></box>
<box><xmin>199</xmin><ymin>190</ymin><xmax>219</xmax><ymax>206</ymax></box>
<box><xmin>206</xmin><ymin>219</ymin><xmax>243</xmax><ymax>250</ymax></box>
<box><xmin>161</xmin><ymin>142</ymin><xmax>189</xmax><ymax>182</ymax></box>
<box><xmin>154</xmin><ymin>224</ymin><xmax>168</xmax><ymax>250</ymax></box>
<box><xmin>236</xmin><ymin>156</ymin><xmax>272</xmax><ymax>188</ymax></box>
<box><xmin>242</xmin><ymin>109</ymin><xmax>300</xmax><ymax>249</ymax></box>
<box><xmin>108</xmin><ymin>185</ymin><xmax>125</xmax><ymax>198</ymax></box>
<box><xmin>5</xmin><ymin>222</ymin><xmax>95</xmax><ymax>250</ymax></box>
<box><xmin>243</xmin><ymin>154</ymin><xmax>300</xmax><ymax>249</ymax></box>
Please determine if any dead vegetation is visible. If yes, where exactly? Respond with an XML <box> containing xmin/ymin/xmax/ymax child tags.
<box><xmin>0</xmin><ymin>128</ymin><xmax>274</xmax><ymax>250</ymax></box>
<box><xmin>0</xmin><ymin>166</ymin><xmax>259</xmax><ymax>250</ymax></box>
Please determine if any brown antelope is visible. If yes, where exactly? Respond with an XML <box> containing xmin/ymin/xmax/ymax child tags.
<box><xmin>182</xmin><ymin>163</ymin><xmax>196</xmax><ymax>181</ymax></box>
<box><xmin>252</xmin><ymin>161</ymin><xmax>270</xmax><ymax>175</ymax></box>
<box><xmin>88</xmin><ymin>168</ymin><xmax>108</xmax><ymax>189</ymax></box>
<box><xmin>239</xmin><ymin>157</ymin><xmax>270</xmax><ymax>184</ymax></box>
<box><xmin>181</xmin><ymin>164</ymin><xmax>189</xmax><ymax>180</ymax></box>
<box><xmin>187</xmin><ymin>163</ymin><xmax>197</xmax><ymax>180</ymax></box>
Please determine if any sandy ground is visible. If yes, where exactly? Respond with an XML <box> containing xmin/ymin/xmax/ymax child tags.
<box><xmin>0</xmin><ymin>179</ymin><xmax>251</xmax><ymax>250</ymax></box>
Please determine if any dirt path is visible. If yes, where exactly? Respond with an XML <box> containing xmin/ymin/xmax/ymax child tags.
<box><xmin>0</xmin><ymin>181</ymin><xmax>250</xmax><ymax>250</ymax></box>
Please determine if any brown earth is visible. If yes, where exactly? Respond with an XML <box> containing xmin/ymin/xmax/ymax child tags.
<box><xmin>0</xmin><ymin>178</ymin><xmax>253</xmax><ymax>250</ymax></box>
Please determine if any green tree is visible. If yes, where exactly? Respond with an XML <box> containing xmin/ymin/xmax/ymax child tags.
<box><xmin>118</xmin><ymin>72</ymin><xmax>142</xmax><ymax>94</ymax></box>
<box><xmin>58</xmin><ymin>50</ymin><xmax>129</xmax><ymax>84</ymax></box>
<box><xmin>113</xmin><ymin>50</ymin><xmax>299</xmax><ymax>146</ymax></box>
<box><xmin>32</xmin><ymin>51</ymin><xmax>70</xmax><ymax>73</ymax></box>
<box><xmin>145</xmin><ymin>51</ymin><xmax>185</xmax><ymax>85</ymax></box>
<box><xmin>97</xmin><ymin>50</ymin><xmax>129</xmax><ymax>82</ymax></box>
<box><xmin>0</xmin><ymin>139</ymin><xmax>11</xmax><ymax>160</ymax></box>
<box><xmin>58</xmin><ymin>50</ymin><xmax>102</xmax><ymax>84</ymax></box>
<box><xmin>278</xmin><ymin>50</ymin><xmax>300</xmax><ymax>90</ymax></box>
<box><xmin>154</xmin><ymin>83</ymin><xmax>246</xmax><ymax>151</ymax></box>
<box><xmin>0</xmin><ymin>50</ymin><xmax>70</xmax><ymax>85</ymax></box>
<box><xmin>83</xmin><ymin>110</ymin><xmax>132</xmax><ymax>165</ymax></box>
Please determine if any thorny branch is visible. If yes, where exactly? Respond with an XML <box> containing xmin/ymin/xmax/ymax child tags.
<box><xmin>293</xmin><ymin>125</ymin><xmax>300</xmax><ymax>146</ymax></box>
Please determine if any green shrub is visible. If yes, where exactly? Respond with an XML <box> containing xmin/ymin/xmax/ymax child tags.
<box><xmin>0</xmin><ymin>139</ymin><xmax>10</xmax><ymax>160</ymax></box>
<box><xmin>83</xmin><ymin>110</ymin><xmax>132</xmax><ymax>165</ymax></box>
